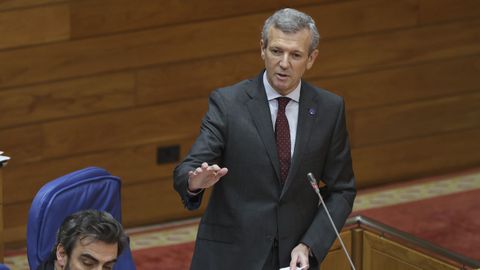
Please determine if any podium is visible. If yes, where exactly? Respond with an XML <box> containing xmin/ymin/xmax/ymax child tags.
<box><xmin>321</xmin><ymin>216</ymin><xmax>480</xmax><ymax>270</ymax></box>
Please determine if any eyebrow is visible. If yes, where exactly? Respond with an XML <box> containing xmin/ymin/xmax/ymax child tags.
<box><xmin>80</xmin><ymin>254</ymin><xmax>117</xmax><ymax>264</ymax></box>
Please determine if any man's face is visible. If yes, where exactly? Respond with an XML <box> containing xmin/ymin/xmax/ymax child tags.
<box><xmin>56</xmin><ymin>238</ymin><xmax>118</xmax><ymax>270</ymax></box>
<box><xmin>261</xmin><ymin>26</ymin><xmax>318</xmax><ymax>95</ymax></box>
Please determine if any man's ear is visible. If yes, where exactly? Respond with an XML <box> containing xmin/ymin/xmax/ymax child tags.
<box><xmin>260</xmin><ymin>39</ymin><xmax>265</xmax><ymax>60</ymax></box>
<box><xmin>306</xmin><ymin>49</ymin><xmax>319</xmax><ymax>70</ymax></box>
<box><xmin>56</xmin><ymin>244</ymin><xmax>67</xmax><ymax>267</ymax></box>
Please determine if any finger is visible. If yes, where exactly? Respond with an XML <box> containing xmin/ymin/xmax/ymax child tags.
<box><xmin>298</xmin><ymin>253</ymin><xmax>309</xmax><ymax>269</ymax></box>
<box><xmin>289</xmin><ymin>255</ymin><xmax>298</xmax><ymax>269</ymax></box>
<box><xmin>201</xmin><ymin>162</ymin><xmax>209</xmax><ymax>169</ymax></box>
<box><xmin>299</xmin><ymin>261</ymin><xmax>309</xmax><ymax>269</ymax></box>
<box><xmin>195</xmin><ymin>167</ymin><xmax>203</xmax><ymax>174</ymax></box>
<box><xmin>211</xmin><ymin>164</ymin><xmax>221</xmax><ymax>171</ymax></box>
<box><xmin>216</xmin><ymin>168</ymin><xmax>228</xmax><ymax>177</ymax></box>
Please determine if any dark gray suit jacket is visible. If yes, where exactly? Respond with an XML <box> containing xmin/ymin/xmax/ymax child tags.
<box><xmin>174</xmin><ymin>72</ymin><xmax>356</xmax><ymax>269</ymax></box>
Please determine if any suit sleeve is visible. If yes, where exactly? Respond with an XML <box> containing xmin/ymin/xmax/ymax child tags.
<box><xmin>173</xmin><ymin>90</ymin><xmax>227</xmax><ymax>210</ymax></box>
<box><xmin>301</xmin><ymin>98</ymin><xmax>356</xmax><ymax>262</ymax></box>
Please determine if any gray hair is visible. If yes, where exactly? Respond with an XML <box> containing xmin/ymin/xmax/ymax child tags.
<box><xmin>261</xmin><ymin>8</ymin><xmax>320</xmax><ymax>54</ymax></box>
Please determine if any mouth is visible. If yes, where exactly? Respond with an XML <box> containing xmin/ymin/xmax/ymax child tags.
<box><xmin>275</xmin><ymin>73</ymin><xmax>289</xmax><ymax>80</ymax></box>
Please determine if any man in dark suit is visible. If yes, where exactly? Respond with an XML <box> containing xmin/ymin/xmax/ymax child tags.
<box><xmin>174</xmin><ymin>8</ymin><xmax>356</xmax><ymax>270</ymax></box>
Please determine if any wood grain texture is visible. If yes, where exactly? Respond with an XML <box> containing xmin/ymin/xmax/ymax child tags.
<box><xmin>419</xmin><ymin>0</ymin><xmax>480</xmax><ymax>24</ymax></box>
<box><xmin>0</xmin><ymin>72</ymin><xmax>135</xmax><ymax>128</ymax></box>
<box><xmin>136</xmin><ymin>51</ymin><xmax>264</xmax><ymax>105</ymax></box>
<box><xmin>3</xmin><ymin>138</ymin><xmax>195</xmax><ymax>204</ymax></box>
<box><xmin>320</xmin><ymin>231</ymin><xmax>352</xmax><ymax>270</ymax></box>
<box><xmin>352</xmin><ymin>127</ymin><xmax>480</xmax><ymax>187</ymax></box>
<box><xmin>314</xmin><ymin>54</ymin><xmax>480</xmax><ymax>110</ymax></box>
<box><xmin>0</xmin><ymin>0</ymin><xmax>419</xmax><ymax>90</ymax></box>
<box><xmin>363</xmin><ymin>231</ymin><xmax>458</xmax><ymax>270</ymax></box>
<box><xmin>0</xmin><ymin>125</ymin><xmax>44</xmax><ymax>163</ymax></box>
<box><xmin>313</xmin><ymin>17</ymin><xmax>480</xmax><ymax>77</ymax></box>
<box><xmin>121</xmin><ymin>178</ymin><xmax>210</xmax><ymax>227</ymax></box>
<box><xmin>70</xmin><ymin>0</ymin><xmax>320</xmax><ymax>38</ymax></box>
<box><xmin>70</xmin><ymin>0</ymin><xmax>418</xmax><ymax>38</ymax></box>
<box><xmin>0</xmin><ymin>4</ymin><xmax>69</xmax><ymax>50</ymax></box>
<box><xmin>350</xmin><ymin>90</ymin><xmax>480</xmax><ymax>147</ymax></box>
<box><xmin>0</xmin><ymin>0</ymin><xmax>65</xmax><ymax>11</ymax></box>
<box><xmin>0</xmin><ymin>98</ymin><xmax>206</xmax><ymax>163</ymax></box>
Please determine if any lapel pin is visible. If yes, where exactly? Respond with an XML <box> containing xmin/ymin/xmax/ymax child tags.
<box><xmin>308</xmin><ymin>108</ymin><xmax>316</xmax><ymax>116</ymax></box>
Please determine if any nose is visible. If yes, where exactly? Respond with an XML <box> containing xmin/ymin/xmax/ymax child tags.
<box><xmin>279</xmin><ymin>53</ymin><xmax>289</xmax><ymax>69</ymax></box>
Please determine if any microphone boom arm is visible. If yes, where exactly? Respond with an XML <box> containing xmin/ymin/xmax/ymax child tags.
<box><xmin>307</xmin><ymin>173</ymin><xmax>356</xmax><ymax>270</ymax></box>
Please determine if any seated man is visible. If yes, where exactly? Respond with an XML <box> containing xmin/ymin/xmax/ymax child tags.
<box><xmin>37</xmin><ymin>209</ymin><xmax>128</xmax><ymax>270</ymax></box>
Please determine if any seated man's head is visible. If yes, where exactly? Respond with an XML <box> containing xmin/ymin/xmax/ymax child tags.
<box><xmin>53</xmin><ymin>209</ymin><xmax>128</xmax><ymax>270</ymax></box>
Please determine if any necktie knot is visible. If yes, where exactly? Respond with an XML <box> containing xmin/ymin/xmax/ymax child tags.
<box><xmin>277</xmin><ymin>97</ymin><xmax>290</xmax><ymax>113</ymax></box>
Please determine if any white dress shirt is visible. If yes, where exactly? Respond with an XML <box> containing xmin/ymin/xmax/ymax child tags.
<box><xmin>263</xmin><ymin>71</ymin><xmax>300</xmax><ymax>157</ymax></box>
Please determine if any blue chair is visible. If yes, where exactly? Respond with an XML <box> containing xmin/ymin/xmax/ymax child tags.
<box><xmin>0</xmin><ymin>264</ymin><xmax>10</xmax><ymax>270</ymax></box>
<box><xmin>27</xmin><ymin>167</ymin><xmax>136</xmax><ymax>270</ymax></box>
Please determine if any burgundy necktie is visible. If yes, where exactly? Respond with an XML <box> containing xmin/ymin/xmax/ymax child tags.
<box><xmin>275</xmin><ymin>97</ymin><xmax>291</xmax><ymax>184</ymax></box>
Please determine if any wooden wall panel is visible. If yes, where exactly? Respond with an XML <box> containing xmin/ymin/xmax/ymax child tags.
<box><xmin>122</xmin><ymin>178</ymin><xmax>210</xmax><ymax>227</ymax></box>
<box><xmin>0</xmin><ymin>0</ymin><xmax>65</xmax><ymax>11</ymax></box>
<box><xmin>0</xmin><ymin>4</ymin><xmax>69</xmax><ymax>50</ymax></box>
<box><xmin>70</xmin><ymin>0</ymin><xmax>418</xmax><ymax>39</ymax></box>
<box><xmin>0</xmin><ymin>99</ymin><xmax>206</xmax><ymax>163</ymax></box>
<box><xmin>2</xmin><ymin>201</ymin><xmax>27</xmax><ymax>245</ymax></box>
<box><xmin>70</xmin><ymin>0</ymin><xmax>321</xmax><ymax>38</ymax></box>
<box><xmin>351</xmin><ymin>90</ymin><xmax>480</xmax><ymax>147</ymax></box>
<box><xmin>419</xmin><ymin>0</ymin><xmax>480</xmax><ymax>24</ymax></box>
<box><xmin>314</xmin><ymin>18</ymin><xmax>480</xmax><ymax>77</ymax></box>
<box><xmin>41</xmin><ymin>99</ymin><xmax>205</xmax><ymax>159</ymax></box>
<box><xmin>0</xmin><ymin>125</ymin><xmax>44</xmax><ymax>163</ymax></box>
<box><xmin>4</xmin><ymin>137</ymin><xmax>196</xmax><ymax>204</ymax></box>
<box><xmin>0</xmin><ymin>0</ymin><xmax>419</xmax><ymax>90</ymax></box>
<box><xmin>136</xmin><ymin>52</ymin><xmax>264</xmax><ymax>105</ymax></box>
<box><xmin>0</xmin><ymin>14</ymin><xmax>261</xmax><ymax>89</ymax></box>
<box><xmin>314</xmin><ymin>55</ymin><xmax>480</xmax><ymax>110</ymax></box>
<box><xmin>0</xmin><ymin>72</ymin><xmax>136</xmax><ymax>128</ymax></box>
<box><xmin>353</xmin><ymin>127</ymin><xmax>480</xmax><ymax>187</ymax></box>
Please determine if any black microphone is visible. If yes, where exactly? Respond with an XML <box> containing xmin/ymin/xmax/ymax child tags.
<box><xmin>307</xmin><ymin>173</ymin><xmax>356</xmax><ymax>270</ymax></box>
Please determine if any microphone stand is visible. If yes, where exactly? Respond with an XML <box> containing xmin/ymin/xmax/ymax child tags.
<box><xmin>307</xmin><ymin>173</ymin><xmax>356</xmax><ymax>270</ymax></box>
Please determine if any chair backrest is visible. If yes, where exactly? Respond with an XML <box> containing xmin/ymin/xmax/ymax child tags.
<box><xmin>0</xmin><ymin>263</ymin><xmax>10</xmax><ymax>270</ymax></box>
<box><xmin>27</xmin><ymin>167</ymin><xmax>136</xmax><ymax>270</ymax></box>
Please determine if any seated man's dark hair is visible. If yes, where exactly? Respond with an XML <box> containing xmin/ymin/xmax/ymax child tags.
<box><xmin>53</xmin><ymin>209</ymin><xmax>128</xmax><ymax>257</ymax></box>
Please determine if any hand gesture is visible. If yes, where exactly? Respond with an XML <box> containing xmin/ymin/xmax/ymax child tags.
<box><xmin>188</xmin><ymin>162</ymin><xmax>228</xmax><ymax>191</ymax></box>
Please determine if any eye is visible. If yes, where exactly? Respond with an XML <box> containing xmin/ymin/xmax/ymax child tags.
<box><xmin>82</xmin><ymin>260</ymin><xmax>95</xmax><ymax>267</ymax></box>
<box><xmin>270</xmin><ymin>48</ymin><xmax>282</xmax><ymax>55</ymax></box>
<box><xmin>292</xmin><ymin>53</ymin><xmax>302</xmax><ymax>59</ymax></box>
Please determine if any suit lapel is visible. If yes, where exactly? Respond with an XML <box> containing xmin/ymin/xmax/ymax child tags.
<box><xmin>246</xmin><ymin>74</ymin><xmax>282</xmax><ymax>182</ymax></box>
<box><xmin>281</xmin><ymin>84</ymin><xmax>318</xmax><ymax>197</ymax></box>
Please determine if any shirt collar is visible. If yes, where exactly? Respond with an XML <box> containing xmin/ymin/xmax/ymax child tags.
<box><xmin>263</xmin><ymin>71</ymin><xmax>301</xmax><ymax>102</ymax></box>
